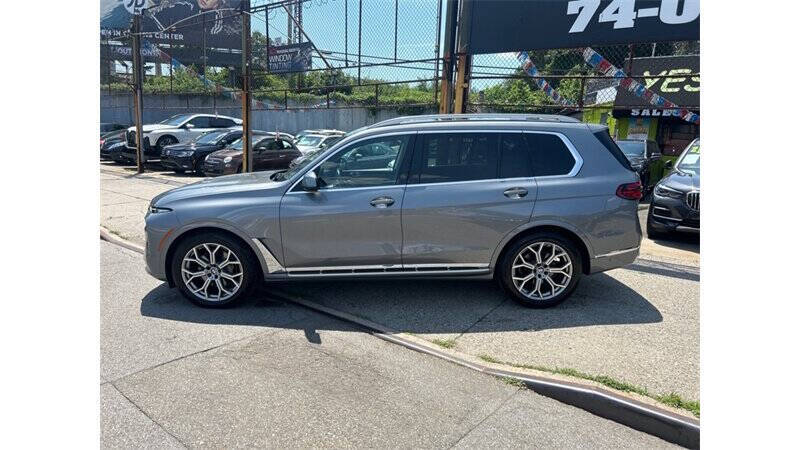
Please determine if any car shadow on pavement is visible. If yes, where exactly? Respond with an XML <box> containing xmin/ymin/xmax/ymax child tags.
<box><xmin>140</xmin><ymin>272</ymin><xmax>662</xmax><ymax>339</ymax></box>
<box><xmin>646</xmin><ymin>233</ymin><xmax>700</xmax><ymax>254</ymax></box>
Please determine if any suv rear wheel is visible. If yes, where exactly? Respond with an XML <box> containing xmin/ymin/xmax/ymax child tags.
<box><xmin>498</xmin><ymin>232</ymin><xmax>582</xmax><ymax>308</ymax></box>
<box><xmin>170</xmin><ymin>232</ymin><xmax>257</xmax><ymax>307</ymax></box>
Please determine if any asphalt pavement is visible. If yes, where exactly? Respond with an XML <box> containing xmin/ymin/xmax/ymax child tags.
<box><xmin>101</xmin><ymin>241</ymin><xmax>676</xmax><ymax>448</ymax></box>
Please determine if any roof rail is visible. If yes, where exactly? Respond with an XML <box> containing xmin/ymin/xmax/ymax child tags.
<box><xmin>369</xmin><ymin>113</ymin><xmax>581</xmax><ymax>129</ymax></box>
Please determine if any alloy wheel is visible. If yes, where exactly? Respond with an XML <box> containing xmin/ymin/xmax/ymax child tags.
<box><xmin>180</xmin><ymin>243</ymin><xmax>244</xmax><ymax>302</ymax></box>
<box><xmin>511</xmin><ymin>242</ymin><xmax>573</xmax><ymax>301</ymax></box>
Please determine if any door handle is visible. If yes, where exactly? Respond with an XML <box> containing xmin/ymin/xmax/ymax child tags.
<box><xmin>370</xmin><ymin>196</ymin><xmax>395</xmax><ymax>208</ymax></box>
<box><xmin>503</xmin><ymin>187</ymin><xmax>528</xmax><ymax>199</ymax></box>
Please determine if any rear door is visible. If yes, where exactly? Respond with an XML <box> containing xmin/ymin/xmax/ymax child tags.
<box><xmin>401</xmin><ymin>131</ymin><xmax>537</xmax><ymax>267</ymax></box>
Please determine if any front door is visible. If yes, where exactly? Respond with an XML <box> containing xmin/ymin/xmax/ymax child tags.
<box><xmin>401</xmin><ymin>132</ymin><xmax>538</xmax><ymax>267</ymax></box>
<box><xmin>279</xmin><ymin>134</ymin><xmax>414</xmax><ymax>269</ymax></box>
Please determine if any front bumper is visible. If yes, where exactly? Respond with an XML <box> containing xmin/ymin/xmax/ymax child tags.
<box><xmin>203</xmin><ymin>161</ymin><xmax>236</xmax><ymax>176</ymax></box>
<box><xmin>648</xmin><ymin>193</ymin><xmax>700</xmax><ymax>233</ymax></box>
<box><xmin>144</xmin><ymin>210</ymin><xmax>181</xmax><ymax>281</ymax></box>
<box><xmin>161</xmin><ymin>154</ymin><xmax>195</xmax><ymax>171</ymax></box>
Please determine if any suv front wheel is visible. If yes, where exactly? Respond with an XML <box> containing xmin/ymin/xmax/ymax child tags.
<box><xmin>498</xmin><ymin>233</ymin><xmax>582</xmax><ymax>308</ymax></box>
<box><xmin>170</xmin><ymin>232</ymin><xmax>257</xmax><ymax>307</ymax></box>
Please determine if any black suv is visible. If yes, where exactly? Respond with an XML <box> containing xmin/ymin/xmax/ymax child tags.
<box><xmin>161</xmin><ymin>129</ymin><xmax>243</xmax><ymax>175</ymax></box>
<box><xmin>647</xmin><ymin>139</ymin><xmax>700</xmax><ymax>237</ymax></box>
<box><xmin>615</xmin><ymin>139</ymin><xmax>662</xmax><ymax>191</ymax></box>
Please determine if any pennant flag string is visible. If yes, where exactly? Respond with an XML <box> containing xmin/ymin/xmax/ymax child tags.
<box><xmin>581</xmin><ymin>47</ymin><xmax>699</xmax><ymax>125</ymax></box>
<box><xmin>515</xmin><ymin>52</ymin><xmax>575</xmax><ymax>107</ymax></box>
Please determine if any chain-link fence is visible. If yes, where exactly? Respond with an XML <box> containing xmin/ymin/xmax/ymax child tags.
<box><xmin>100</xmin><ymin>1</ymin><xmax>698</xmax><ymax>135</ymax></box>
<box><xmin>101</xmin><ymin>0</ymin><xmax>445</xmax><ymax>128</ymax></box>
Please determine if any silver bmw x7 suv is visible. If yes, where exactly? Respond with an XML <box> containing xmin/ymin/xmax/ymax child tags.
<box><xmin>145</xmin><ymin>114</ymin><xmax>643</xmax><ymax>308</ymax></box>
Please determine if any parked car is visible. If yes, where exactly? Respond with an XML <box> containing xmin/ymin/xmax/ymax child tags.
<box><xmin>100</xmin><ymin>123</ymin><xmax>128</xmax><ymax>135</ymax></box>
<box><xmin>145</xmin><ymin>114</ymin><xmax>642</xmax><ymax>309</ymax></box>
<box><xmin>295</xmin><ymin>133</ymin><xmax>346</xmax><ymax>154</ymax></box>
<box><xmin>123</xmin><ymin>113</ymin><xmax>242</xmax><ymax>163</ymax></box>
<box><xmin>294</xmin><ymin>129</ymin><xmax>345</xmax><ymax>142</ymax></box>
<box><xmin>100</xmin><ymin>130</ymin><xmax>126</xmax><ymax>160</ymax></box>
<box><xmin>289</xmin><ymin>135</ymin><xmax>345</xmax><ymax>166</ymax></box>
<box><xmin>646</xmin><ymin>138</ymin><xmax>700</xmax><ymax>237</ymax></box>
<box><xmin>202</xmin><ymin>132</ymin><xmax>299</xmax><ymax>176</ymax></box>
<box><xmin>615</xmin><ymin>139</ymin><xmax>662</xmax><ymax>191</ymax></box>
<box><xmin>160</xmin><ymin>128</ymin><xmax>243</xmax><ymax>175</ymax></box>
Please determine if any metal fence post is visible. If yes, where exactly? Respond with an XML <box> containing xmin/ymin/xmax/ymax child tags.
<box><xmin>131</xmin><ymin>14</ymin><xmax>145</xmax><ymax>174</ymax></box>
<box><xmin>241</xmin><ymin>0</ymin><xmax>252</xmax><ymax>173</ymax></box>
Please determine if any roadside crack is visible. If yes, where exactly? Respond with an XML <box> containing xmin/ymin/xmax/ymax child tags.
<box><xmin>107</xmin><ymin>382</ymin><xmax>189</xmax><ymax>448</ymax></box>
<box><xmin>448</xmin><ymin>388</ymin><xmax>518</xmax><ymax>448</ymax></box>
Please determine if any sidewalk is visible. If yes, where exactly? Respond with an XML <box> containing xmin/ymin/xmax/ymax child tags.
<box><xmin>100</xmin><ymin>163</ymin><xmax>700</xmax><ymax>412</ymax></box>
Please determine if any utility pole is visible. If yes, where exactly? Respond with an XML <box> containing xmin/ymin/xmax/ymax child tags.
<box><xmin>438</xmin><ymin>0</ymin><xmax>458</xmax><ymax>114</ymax></box>
<box><xmin>131</xmin><ymin>14</ymin><xmax>145</xmax><ymax>174</ymax></box>
<box><xmin>241</xmin><ymin>0</ymin><xmax>252</xmax><ymax>173</ymax></box>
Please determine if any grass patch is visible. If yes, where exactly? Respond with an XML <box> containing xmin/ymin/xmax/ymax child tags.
<box><xmin>431</xmin><ymin>338</ymin><xmax>457</xmax><ymax>349</ymax></box>
<box><xmin>501</xmin><ymin>377</ymin><xmax>527</xmax><ymax>388</ymax></box>
<box><xmin>480</xmin><ymin>357</ymin><xmax>699</xmax><ymax>417</ymax></box>
<box><xmin>478</xmin><ymin>354</ymin><xmax>502</xmax><ymax>364</ymax></box>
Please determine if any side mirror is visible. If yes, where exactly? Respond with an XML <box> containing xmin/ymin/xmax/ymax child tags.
<box><xmin>301</xmin><ymin>171</ymin><xmax>319</xmax><ymax>191</ymax></box>
<box><xmin>664</xmin><ymin>160</ymin><xmax>674</xmax><ymax>170</ymax></box>
<box><xmin>183</xmin><ymin>123</ymin><xmax>195</xmax><ymax>129</ymax></box>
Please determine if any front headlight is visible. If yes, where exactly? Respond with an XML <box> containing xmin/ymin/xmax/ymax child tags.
<box><xmin>175</xmin><ymin>151</ymin><xmax>191</xmax><ymax>157</ymax></box>
<box><xmin>654</xmin><ymin>184</ymin><xmax>683</xmax><ymax>199</ymax></box>
<box><xmin>223</xmin><ymin>156</ymin><xmax>232</xmax><ymax>163</ymax></box>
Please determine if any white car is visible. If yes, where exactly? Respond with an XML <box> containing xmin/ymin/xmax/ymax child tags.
<box><xmin>124</xmin><ymin>113</ymin><xmax>242</xmax><ymax>161</ymax></box>
<box><xmin>294</xmin><ymin>133</ymin><xmax>345</xmax><ymax>155</ymax></box>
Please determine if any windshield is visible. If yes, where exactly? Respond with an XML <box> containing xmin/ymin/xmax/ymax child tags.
<box><xmin>194</xmin><ymin>130</ymin><xmax>228</xmax><ymax>144</ymax></box>
<box><xmin>159</xmin><ymin>114</ymin><xmax>193</xmax><ymax>126</ymax></box>
<box><xmin>616</xmin><ymin>141</ymin><xmax>646</xmax><ymax>157</ymax></box>
<box><xmin>296</xmin><ymin>135</ymin><xmax>324</xmax><ymax>147</ymax></box>
<box><xmin>229</xmin><ymin>135</ymin><xmax>268</xmax><ymax>150</ymax></box>
<box><xmin>676</xmin><ymin>140</ymin><xmax>700</xmax><ymax>175</ymax></box>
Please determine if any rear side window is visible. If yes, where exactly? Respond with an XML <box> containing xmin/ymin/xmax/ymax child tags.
<box><xmin>524</xmin><ymin>133</ymin><xmax>577</xmax><ymax>176</ymax></box>
<box><xmin>418</xmin><ymin>133</ymin><xmax>498</xmax><ymax>183</ymax></box>
<box><xmin>210</xmin><ymin>117</ymin><xmax>235</xmax><ymax>127</ymax></box>
<box><xmin>499</xmin><ymin>133</ymin><xmax>533</xmax><ymax>178</ymax></box>
<box><xmin>593</xmin><ymin>129</ymin><xmax>633</xmax><ymax>171</ymax></box>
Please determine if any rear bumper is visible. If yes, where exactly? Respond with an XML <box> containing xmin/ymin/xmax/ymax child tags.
<box><xmin>590</xmin><ymin>246</ymin><xmax>640</xmax><ymax>274</ymax></box>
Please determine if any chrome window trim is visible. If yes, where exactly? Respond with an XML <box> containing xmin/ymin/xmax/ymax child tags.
<box><xmin>286</xmin><ymin>131</ymin><xmax>416</xmax><ymax>194</ymax></box>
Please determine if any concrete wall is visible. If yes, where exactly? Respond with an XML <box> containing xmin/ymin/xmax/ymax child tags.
<box><xmin>101</xmin><ymin>92</ymin><xmax>435</xmax><ymax>134</ymax></box>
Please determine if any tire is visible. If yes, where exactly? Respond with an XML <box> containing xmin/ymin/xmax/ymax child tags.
<box><xmin>170</xmin><ymin>232</ymin><xmax>258</xmax><ymax>308</ymax></box>
<box><xmin>498</xmin><ymin>232</ymin><xmax>582</xmax><ymax>308</ymax></box>
<box><xmin>156</xmin><ymin>135</ymin><xmax>178</xmax><ymax>152</ymax></box>
<box><xmin>194</xmin><ymin>159</ymin><xmax>205</xmax><ymax>176</ymax></box>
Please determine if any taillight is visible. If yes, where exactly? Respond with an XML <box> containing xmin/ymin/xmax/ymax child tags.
<box><xmin>100</xmin><ymin>139</ymin><xmax>105</xmax><ymax>146</ymax></box>
<box><xmin>616</xmin><ymin>181</ymin><xmax>643</xmax><ymax>200</ymax></box>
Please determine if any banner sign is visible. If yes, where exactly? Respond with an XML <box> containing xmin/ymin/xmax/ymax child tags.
<box><xmin>516</xmin><ymin>52</ymin><xmax>574</xmax><ymax>107</ymax></box>
<box><xmin>101</xmin><ymin>0</ymin><xmax>243</xmax><ymax>50</ymax></box>
<box><xmin>582</xmin><ymin>48</ymin><xmax>699</xmax><ymax>124</ymax></box>
<box><xmin>102</xmin><ymin>43</ymin><xmax>241</xmax><ymax>67</ymax></box>
<box><xmin>612</xmin><ymin>54</ymin><xmax>699</xmax><ymax>118</ymax></box>
<box><xmin>263</xmin><ymin>42</ymin><xmax>314</xmax><ymax>73</ymax></box>
<box><xmin>465</xmin><ymin>0</ymin><xmax>699</xmax><ymax>54</ymax></box>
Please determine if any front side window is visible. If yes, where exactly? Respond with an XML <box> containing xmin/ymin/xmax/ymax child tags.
<box><xmin>314</xmin><ymin>135</ymin><xmax>410</xmax><ymax>189</ymax></box>
<box><xmin>188</xmin><ymin>116</ymin><xmax>212</xmax><ymax>128</ymax></box>
<box><xmin>525</xmin><ymin>133</ymin><xmax>577</xmax><ymax>177</ymax></box>
<box><xmin>418</xmin><ymin>133</ymin><xmax>498</xmax><ymax>183</ymax></box>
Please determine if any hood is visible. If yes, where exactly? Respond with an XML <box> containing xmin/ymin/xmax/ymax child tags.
<box><xmin>151</xmin><ymin>171</ymin><xmax>284</xmax><ymax>207</ymax></box>
<box><xmin>207</xmin><ymin>148</ymin><xmax>243</xmax><ymax>159</ymax></box>
<box><xmin>661</xmin><ymin>170</ymin><xmax>700</xmax><ymax>191</ymax></box>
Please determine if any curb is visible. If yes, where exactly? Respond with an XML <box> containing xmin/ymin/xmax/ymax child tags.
<box><xmin>100</xmin><ymin>226</ymin><xmax>145</xmax><ymax>254</ymax></box>
<box><xmin>100</xmin><ymin>229</ymin><xmax>699</xmax><ymax>448</ymax></box>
